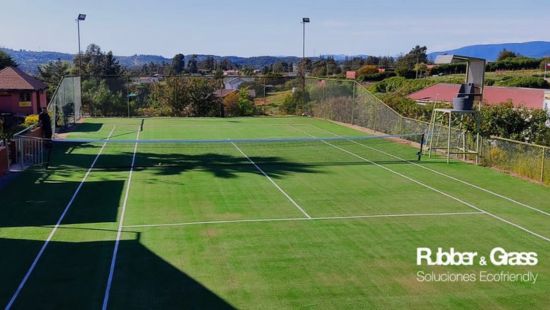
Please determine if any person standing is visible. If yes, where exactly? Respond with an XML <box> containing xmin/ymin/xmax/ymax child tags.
<box><xmin>38</xmin><ymin>107</ymin><xmax>53</xmax><ymax>168</ymax></box>
<box><xmin>39</xmin><ymin>107</ymin><xmax>52</xmax><ymax>140</ymax></box>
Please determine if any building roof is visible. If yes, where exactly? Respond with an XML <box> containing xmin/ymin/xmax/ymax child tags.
<box><xmin>214</xmin><ymin>89</ymin><xmax>237</xmax><ymax>98</ymax></box>
<box><xmin>408</xmin><ymin>83</ymin><xmax>545</xmax><ymax>109</ymax></box>
<box><xmin>0</xmin><ymin>67</ymin><xmax>47</xmax><ymax>91</ymax></box>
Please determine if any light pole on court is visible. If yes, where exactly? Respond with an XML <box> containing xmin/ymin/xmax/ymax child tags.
<box><xmin>76</xmin><ymin>13</ymin><xmax>86</xmax><ymax>75</ymax></box>
<box><xmin>300</xmin><ymin>17</ymin><xmax>310</xmax><ymax>107</ymax></box>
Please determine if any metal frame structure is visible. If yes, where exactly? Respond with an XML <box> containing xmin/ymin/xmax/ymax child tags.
<box><xmin>427</xmin><ymin>108</ymin><xmax>480</xmax><ymax>163</ymax></box>
<box><xmin>426</xmin><ymin>55</ymin><xmax>486</xmax><ymax>163</ymax></box>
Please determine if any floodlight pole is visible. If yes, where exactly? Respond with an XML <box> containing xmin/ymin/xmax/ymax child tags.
<box><xmin>302</xmin><ymin>22</ymin><xmax>306</xmax><ymax>59</ymax></box>
<box><xmin>77</xmin><ymin>19</ymin><xmax>81</xmax><ymax>74</ymax></box>
<box><xmin>76</xmin><ymin>14</ymin><xmax>86</xmax><ymax>75</ymax></box>
<box><xmin>300</xmin><ymin>18</ymin><xmax>310</xmax><ymax>109</ymax></box>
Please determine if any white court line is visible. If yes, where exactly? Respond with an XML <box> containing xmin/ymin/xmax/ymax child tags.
<box><xmin>231</xmin><ymin>142</ymin><xmax>312</xmax><ymax>219</ymax></box>
<box><xmin>5</xmin><ymin>126</ymin><xmax>116</xmax><ymax>310</ymax></box>
<box><xmin>123</xmin><ymin>211</ymin><xmax>484</xmax><ymax>229</ymax></box>
<box><xmin>312</xmin><ymin>124</ymin><xmax>550</xmax><ymax>217</ymax></box>
<box><xmin>102</xmin><ymin>126</ymin><xmax>141</xmax><ymax>310</ymax></box>
<box><xmin>296</xmin><ymin>128</ymin><xmax>550</xmax><ymax>243</ymax></box>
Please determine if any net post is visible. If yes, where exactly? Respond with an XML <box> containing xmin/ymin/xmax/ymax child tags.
<box><xmin>417</xmin><ymin>133</ymin><xmax>425</xmax><ymax>161</ymax></box>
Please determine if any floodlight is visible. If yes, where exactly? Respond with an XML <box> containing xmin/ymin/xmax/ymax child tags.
<box><xmin>302</xmin><ymin>17</ymin><xmax>310</xmax><ymax>23</ymax></box>
<box><xmin>78</xmin><ymin>14</ymin><xmax>86</xmax><ymax>21</ymax></box>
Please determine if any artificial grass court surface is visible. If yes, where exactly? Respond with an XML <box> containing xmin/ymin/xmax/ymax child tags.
<box><xmin>0</xmin><ymin>117</ymin><xmax>549</xmax><ymax>309</ymax></box>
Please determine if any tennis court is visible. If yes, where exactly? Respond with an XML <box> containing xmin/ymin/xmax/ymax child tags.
<box><xmin>1</xmin><ymin>116</ymin><xmax>549</xmax><ymax>309</ymax></box>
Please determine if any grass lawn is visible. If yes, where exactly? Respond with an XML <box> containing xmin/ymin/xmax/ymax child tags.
<box><xmin>1</xmin><ymin>116</ymin><xmax>549</xmax><ymax>309</ymax></box>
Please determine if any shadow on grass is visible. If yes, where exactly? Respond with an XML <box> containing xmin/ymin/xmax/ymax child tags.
<box><xmin>0</xmin><ymin>169</ymin><xmax>124</xmax><ymax>227</ymax></box>
<box><xmin>69</xmin><ymin>123</ymin><xmax>103</xmax><ymax>133</ymax></box>
<box><xmin>51</xmin><ymin>142</ymin><xmax>429</xmax><ymax>178</ymax></box>
<box><xmin>0</xmin><ymin>237</ymin><xmax>234</xmax><ymax>309</ymax></box>
<box><xmin>50</xmin><ymin>143</ymin><xmax>321</xmax><ymax>178</ymax></box>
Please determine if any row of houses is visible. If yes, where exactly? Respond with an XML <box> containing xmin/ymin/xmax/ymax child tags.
<box><xmin>1</xmin><ymin>65</ymin><xmax>549</xmax><ymax>120</ymax></box>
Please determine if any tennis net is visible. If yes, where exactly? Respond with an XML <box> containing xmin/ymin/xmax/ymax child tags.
<box><xmin>47</xmin><ymin>133</ymin><xmax>426</xmax><ymax>170</ymax></box>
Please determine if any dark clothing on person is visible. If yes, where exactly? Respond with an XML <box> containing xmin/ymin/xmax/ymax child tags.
<box><xmin>39</xmin><ymin>111</ymin><xmax>52</xmax><ymax>139</ymax></box>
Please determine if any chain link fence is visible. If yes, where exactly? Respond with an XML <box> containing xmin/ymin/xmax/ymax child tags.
<box><xmin>481</xmin><ymin>137</ymin><xmax>549</xmax><ymax>184</ymax></box>
<box><xmin>47</xmin><ymin>76</ymin><xmax>82</xmax><ymax>132</ymax></box>
<box><xmin>305</xmin><ymin>77</ymin><xmax>476</xmax><ymax>151</ymax></box>
<box><xmin>305</xmin><ymin>77</ymin><xmax>548</xmax><ymax>185</ymax></box>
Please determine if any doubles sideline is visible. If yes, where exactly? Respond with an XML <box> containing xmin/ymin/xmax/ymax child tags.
<box><xmin>313</xmin><ymin>124</ymin><xmax>550</xmax><ymax>217</ymax></box>
<box><xmin>294</xmin><ymin>126</ymin><xmax>550</xmax><ymax>243</ymax></box>
<box><xmin>102</xmin><ymin>126</ymin><xmax>141</xmax><ymax>310</ymax></box>
<box><xmin>6</xmin><ymin>126</ymin><xmax>117</xmax><ymax>310</ymax></box>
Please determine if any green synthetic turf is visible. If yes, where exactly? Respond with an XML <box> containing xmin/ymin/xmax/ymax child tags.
<box><xmin>1</xmin><ymin>116</ymin><xmax>549</xmax><ymax>309</ymax></box>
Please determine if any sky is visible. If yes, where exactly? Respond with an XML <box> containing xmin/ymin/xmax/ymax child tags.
<box><xmin>1</xmin><ymin>0</ymin><xmax>549</xmax><ymax>58</ymax></box>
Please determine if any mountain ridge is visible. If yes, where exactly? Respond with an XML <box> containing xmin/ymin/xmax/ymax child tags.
<box><xmin>428</xmin><ymin>41</ymin><xmax>550</xmax><ymax>61</ymax></box>
<box><xmin>3</xmin><ymin>41</ymin><xmax>550</xmax><ymax>74</ymax></box>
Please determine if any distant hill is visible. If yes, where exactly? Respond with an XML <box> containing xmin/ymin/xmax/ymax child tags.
<box><xmin>0</xmin><ymin>47</ymin><xmax>172</xmax><ymax>74</ymax></box>
<box><xmin>320</xmin><ymin>54</ymin><xmax>369</xmax><ymax>61</ymax></box>
<box><xmin>6</xmin><ymin>40</ymin><xmax>550</xmax><ymax>75</ymax></box>
<box><xmin>429</xmin><ymin>41</ymin><xmax>550</xmax><ymax>62</ymax></box>
<box><xmin>0</xmin><ymin>47</ymin><xmax>307</xmax><ymax>74</ymax></box>
<box><xmin>0</xmin><ymin>48</ymin><xmax>74</xmax><ymax>73</ymax></box>
<box><xmin>116</xmin><ymin>54</ymin><xmax>170</xmax><ymax>68</ymax></box>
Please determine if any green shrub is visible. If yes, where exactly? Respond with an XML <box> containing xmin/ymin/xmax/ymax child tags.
<box><xmin>24</xmin><ymin>114</ymin><xmax>39</xmax><ymax>127</ymax></box>
<box><xmin>358</xmin><ymin>71</ymin><xmax>396</xmax><ymax>82</ymax></box>
<box><xmin>486</xmin><ymin>57</ymin><xmax>541</xmax><ymax>71</ymax></box>
<box><xmin>494</xmin><ymin>76</ymin><xmax>549</xmax><ymax>89</ymax></box>
<box><xmin>367</xmin><ymin>77</ymin><xmax>436</xmax><ymax>95</ymax></box>
<box><xmin>279</xmin><ymin>90</ymin><xmax>310</xmax><ymax>115</ymax></box>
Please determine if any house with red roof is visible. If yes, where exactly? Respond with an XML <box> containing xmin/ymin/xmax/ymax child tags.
<box><xmin>408</xmin><ymin>83</ymin><xmax>550</xmax><ymax>111</ymax></box>
<box><xmin>0</xmin><ymin>67</ymin><xmax>47</xmax><ymax>117</ymax></box>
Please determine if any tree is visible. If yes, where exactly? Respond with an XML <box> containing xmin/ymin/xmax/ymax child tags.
<box><xmin>219</xmin><ymin>58</ymin><xmax>233</xmax><ymax>70</ymax></box>
<box><xmin>187</xmin><ymin>55</ymin><xmax>198</xmax><ymax>74</ymax></box>
<box><xmin>102</xmin><ymin>51</ymin><xmax>123</xmax><ymax>76</ymax></box>
<box><xmin>73</xmin><ymin>44</ymin><xmax>124</xmax><ymax>76</ymax></box>
<box><xmin>237</xmin><ymin>87</ymin><xmax>255</xmax><ymax>116</ymax></box>
<box><xmin>223</xmin><ymin>91</ymin><xmax>240</xmax><ymax>116</ymax></box>
<box><xmin>171</xmin><ymin>53</ymin><xmax>185</xmax><ymax>75</ymax></box>
<box><xmin>366</xmin><ymin>56</ymin><xmax>380</xmax><ymax>65</ymax></box>
<box><xmin>0</xmin><ymin>50</ymin><xmax>17</xmax><ymax>70</ymax></box>
<box><xmin>497</xmin><ymin>49</ymin><xmax>518</xmax><ymax>61</ymax></box>
<box><xmin>82</xmin><ymin>79</ymin><xmax>125</xmax><ymax>116</ymax></box>
<box><xmin>414</xmin><ymin>63</ymin><xmax>428</xmax><ymax>78</ymax></box>
<box><xmin>149</xmin><ymin>77</ymin><xmax>189</xmax><ymax>115</ymax></box>
<box><xmin>37</xmin><ymin>59</ymin><xmax>71</xmax><ymax>97</ymax></box>
<box><xmin>241</xmin><ymin>67</ymin><xmax>254</xmax><ymax>76</ymax></box>
<box><xmin>379</xmin><ymin>56</ymin><xmax>395</xmax><ymax>69</ymax></box>
<box><xmin>357</xmin><ymin>65</ymin><xmax>379</xmax><ymax>75</ymax></box>
<box><xmin>280</xmin><ymin>89</ymin><xmax>310</xmax><ymax>115</ymax></box>
<box><xmin>74</xmin><ymin>44</ymin><xmax>127</xmax><ymax>115</ymax></box>
<box><xmin>187</xmin><ymin>78</ymin><xmax>220</xmax><ymax>116</ymax></box>
<box><xmin>198</xmin><ymin>56</ymin><xmax>215</xmax><ymax>72</ymax></box>
<box><xmin>395</xmin><ymin>45</ymin><xmax>428</xmax><ymax>78</ymax></box>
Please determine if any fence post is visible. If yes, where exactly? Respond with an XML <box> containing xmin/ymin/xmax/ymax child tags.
<box><xmin>541</xmin><ymin>147</ymin><xmax>546</xmax><ymax>183</ymax></box>
<box><xmin>351</xmin><ymin>81</ymin><xmax>357</xmax><ymax>125</ymax></box>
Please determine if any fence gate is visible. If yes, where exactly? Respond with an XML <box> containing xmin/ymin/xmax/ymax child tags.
<box><xmin>13</xmin><ymin>136</ymin><xmax>45</xmax><ymax>170</ymax></box>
